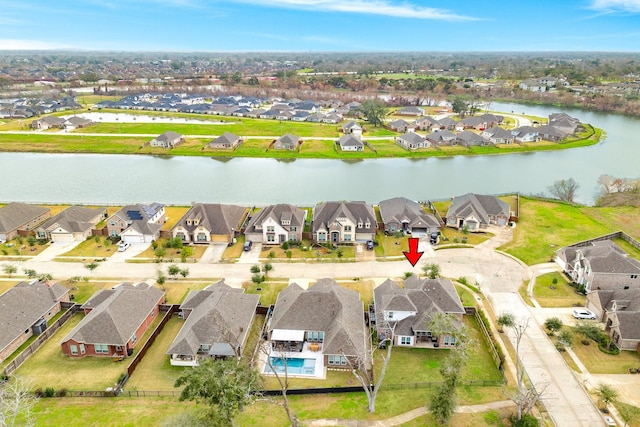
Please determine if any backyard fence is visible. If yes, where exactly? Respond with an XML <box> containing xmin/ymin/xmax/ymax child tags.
<box><xmin>3</xmin><ymin>307</ymin><xmax>78</xmax><ymax>377</ymax></box>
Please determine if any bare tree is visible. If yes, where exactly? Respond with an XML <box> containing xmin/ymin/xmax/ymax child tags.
<box><xmin>259</xmin><ymin>341</ymin><xmax>298</xmax><ymax>426</ymax></box>
<box><xmin>0</xmin><ymin>376</ymin><xmax>39</xmax><ymax>427</ymax></box>
<box><xmin>547</xmin><ymin>178</ymin><xmax>580</xmax><ymax>202</ymax></box>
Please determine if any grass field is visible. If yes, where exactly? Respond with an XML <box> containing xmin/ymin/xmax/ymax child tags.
<box><xmin>533</xmin><ymin>272</ymin><xmax>585</xmax><ymax>307</ymax></box>
<box><xmin>259</xmin><ymin>240</ymin><xmax>356</xmax><ymax>261</ymax></box>
<box><xmin>58</xmin><ymin>236</ymin><xmax>119</xmax><ymax>258</ymax></box>
<box><xmin>570</xmin><ymin>335</ymin><xmax>640</xmax><ymax>374</ymax></box>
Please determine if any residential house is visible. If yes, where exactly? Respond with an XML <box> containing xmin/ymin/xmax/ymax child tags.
<box><xmin>387</xmin><ymin>119</ymin><xmax>412</xmax><ymax>133</ymax></box>
<box><xmin>106</xmin><ymin>203</ymin><xmax>166</xmax><ymax>243</ymax></box>
<box><xmin>457</xmin><ymin>116</ymin><xmax>487</xmax><ymax>131</ymax></box>
<box><xmin>478</xmin><ymin>113</ymin><xmax>504</xmax><ymax>127</ymax></box>
<box><xmin>63</xmin><ymin>116</ymin><xmax>93</xmax><ymax>130</ymax></box>
<box><xmin>338</xmin><ymin>134</ymin><xmax>364</xmax><ymax>151</ymax></box>
<box><xmin>0</xmin><ymin>280</ymin><xmax>70</xmax><ymax>362</ymax></box>
<box><xmin>414</xmin><ymin>116</ymin><xmax>440</xmax><ymax>132</ymax></box>
<box><xmin>267</xmin><ymin>279</ymin><xmax>367</xmax><ymax>373</ymax></box>
<box><xmin>396</xmin><ymin>132</ymin><xmax>428</xmax><ymax>150</ymax></box>
<box><xmin>587</xmin><ymin>288</ymin><xmax>640</xmax><ymax>351</ymax></box>
<box><xmin>425</xmin><ymin>130</ymin><xmax>457</xmax><ymax>146</ymax></box>
<box><xmin>481</xmin><ymin>126</ymin><xmax>514</xmax><ymax>144</ymax></box>
<box><xmin>378</xmin><ymin>197</ymin><xmax>440</xmax><ymax>237</ymax></box>
<box><xmin>519</xmin><ymin>79</ymin><xmax>548</xmax><ymax>92</ymax></box>
<box><xmin>30</xmin><ymin>116</ymin><xmax>66</xmax><ymax>130</ymax></box>
<box><xmin>208</xmin><ymin>132</ymin><xmax>242</xmax><ymax>150</ymax></box>
<box><xmin>396</xmin><ymin>106</ymin><xmax>424</xmax><ymax>116</ymax></box>
<box><xmin>511</xmin><ymin>126</ymin><xmax>541</xmax><ymax>143</ymax></box>
<box><xmin>555</xmin><ymin>240</ymin><xmax>640</xmax><ymax>293</ymax></box>
<box><xmin>273</xmin><ymin>133</ymin><xmax>300</xmax><ymax>151</ymax></box>
<box><xmin>35</xmin><ymin>206</ymin><xmax>107</xmax><ymax>242</ymax></box>
<box><xmin>536</xmin><ymin>124</ymin><xmax>565</xmax><ymax>142</ymax></box>
<box><xmin>172</xmin><ymin>203</ymin><xmax>247</xmax><ymax>244</ymax></box>
<box><xmin>455</xmin><ymin>130</ymin><xmax>488</xmax><ymax>147</ymax></box>
<box><xmin>548</xmin><ymin>115</ymin><xmax>580</xmax><ymax>136</ymax></box>
<box><xmin>0</xmin><ymin>202</ymin><xmax>51</xmax><ymax>242</ymax></box>
<box><xmin>446</xmin><ymin>193</ymin><xmax>511</xmax><ymax>231</ymax></box>
<box><xmin>167</xmin><ymin>281</ymin><xmax>260</xmax><ymax>366</ymax></box>
<box><xmin>60</xmin><ymin>282</ymin><xmax>165</xmax><ymax>358</ymax></box>
<box><xmin>312</xmin><ymin>201</ymin><xmax>376</xmax><ymax>244</ymax></box>
<box><xmin>587</xmin><ymin>288</ymin><xmax>640</xmax><ymax>321</ymax></box>
<box><xmin>341</xmin><ymin>121</ymin><xmax>362</xmax><ymax>137</ymax></box>
<box><xmin>244</xmin><ymin>204</ymin><xmax>306</xmax><ymax>244</ymax></box>
<box><xmin>437</xmin><ymin>117</ymin><xmax>458</xmax><ymax>130</ymax></box>
<box><xmin>322</xmin><ymin>113</ymin><xmax>342</xmax><ymax>124</ymax></box>
<box><xmin>373</xmin><ymin>277</ymin><xmax>465</xmax><ymax>348</ymax></box>
<box><xmin>149</xmin><ymin>131</ymin><xmax>184</xmax><ymax>148</ymax></box>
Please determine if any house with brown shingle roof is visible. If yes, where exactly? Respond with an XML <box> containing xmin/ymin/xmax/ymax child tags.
<box><xmin>587</xmin><ymin>288</ymin><xmax>640</xmax><ymax>351</ymax></box>
<box><xmin>244</xmin><ymin>204</ymin><xmax>306</xmax><ymax>245</ymax></box>
<box><xmin>0</xmin><ymin>280</ymin><xmax>69</xmax><ymax>362</ymax></box>
<box><xmin>555</xmin><ymin>240</ymin><xmax>640</xmax><ymax>293</ymax></box>
<box><xmin>267</xmin><ymin>279</ymin><xmax>367</xmax><ymax>374</ymax></box>
<box><xmin>172</xmin><ymin>203</ymin><xmax>247</xmax><ymax>244</ymax></box>
<box><xmin>379</xmin><ymin>197</ymin><xmax>440</xmax><ymax>237</ymax></box>
<box><xmin>208</xmin><ymin>132</ymin><xmax>242</xmax><ymax>149</ymax></box>
<box><xmin>373</xmin><ymin>277</ymin><xmax>465</xmax><ymax>348</ymax></box>
<box><xmin>273</xmin><ymin>133</ymin><xmax>301</xmax><ymax>150</ymax></box>
<box><xmin>312</xmin><ymin>201</ymin><xmax>376</xmax><ymax>244</ymax></box>
<box><xmin>167</xmin><ymin>281</ymin><xmax>260</xmax><ymax>366</ymax></box>
<box><xmin>60</xmin><ymin>282</ymin><xmax>164</xmax><ymax>358</ymax></box>
<box><xmin>149</xmin><ymin>130</ymin><xmax>184</xmax><ymax>148</ymax></box>
<box><xmin>445</xmin><ymin>193</ymin><xmax>511</xmax><ymax>231</ymax></box>
<box><xmin>0</xmin><ymin>202</ymin><xmax>51</xmax><ymax>242</ymax></box>
<box><xmin>35</xmin><ymin>206</ymin><xmax>107</xmax><ymax>242</ymax></box>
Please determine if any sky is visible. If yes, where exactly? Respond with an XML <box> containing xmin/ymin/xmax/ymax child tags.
<box><xmin>1</xmin><ymin>0</ymin><xmax>640</xmax><ymax>51</ymax></box>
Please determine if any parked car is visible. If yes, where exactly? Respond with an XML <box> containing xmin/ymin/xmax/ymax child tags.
<box><xmin>243</xmin><ymin>240</ymin><xmax>253</xmax><ymax>251</ymax></box>
<box><xmin>572</xmin><ymin>308</ymin><xmax>596</xmax><ymax>320</ymax></box>
<box><xmin>605</xmin><ymin>416</ymin><xmax>616</xmax><ymax>426</ymax></box>
<box><xmin>366</xmin><ymin>240</ymin><xmax>374</xmax><ymax>250</ymax></box>
<box><xmin>117</xmin><ymin>241</ymin><xmax>131</xmax><ymax>252</ymax></box>
<box><xmin>430</xmin><ymin>232</ymin><xmax>439</xmax><ymax>245</ymax></box>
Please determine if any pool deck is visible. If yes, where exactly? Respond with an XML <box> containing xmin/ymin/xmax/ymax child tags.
<box><xmin>259</xmin><ymin>341</ymin><xmax>326</xmax><ymax>379</ymax></box>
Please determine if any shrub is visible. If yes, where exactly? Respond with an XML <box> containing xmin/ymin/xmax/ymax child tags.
<box><xmin>251</xmin><ymin>273</ymin><xmax>265</xmax><ymax>284</ymax></box>
<box><xmin>56</xmin><ymin>388</ymin><xmax>68</xmax><ymax>397</ymax></box>
<box><xmin>510</xmin><ymin>413</ymin><xmax>539</xmax><ymax>427</ymax></box>
<box><xmin>458</xmin><ymin>276</ymin><xmax>468</xmax><ymax>285</ymax></box>
<box><xmin>250</xmin><ymin>265</ymin><xmax>260</xmax><ymax>274</ymax></box>
<box><xmin>281</xmin><ymin>241</ymin><xmax>289</xmax><ymax>250</ymax></box>
<box><xmin>34</xmin><ymin>388</ymin><xmax>45</xmax><ymax>398</ymax></box>
<box><xmin>555</xmin><ymin>342</ymin><xmax>566</xmax><ymax>352</ymax></box>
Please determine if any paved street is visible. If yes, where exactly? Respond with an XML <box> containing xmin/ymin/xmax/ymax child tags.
<box><xmin>0</xmin><ymin>226</ymin><xmax>608</xmax><ymax>426</ymax></box>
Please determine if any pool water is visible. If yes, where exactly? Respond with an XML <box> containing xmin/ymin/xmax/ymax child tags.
<box><xmin>265</xmin><ymin>357</ymin><xmax>316</xmax><ymax>375</ymax></box>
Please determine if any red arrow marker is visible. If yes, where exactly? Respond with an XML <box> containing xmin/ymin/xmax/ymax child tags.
<box><xmin>403</xmin><ymin>237</ymin><xmax>424</xmax><ymax>267</ymax></box>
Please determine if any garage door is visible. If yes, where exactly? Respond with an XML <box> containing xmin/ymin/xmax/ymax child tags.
<box><xmin>51</xmin><ymin>232</ymin><xmax>74</xmax><ymax>242</ymax></box>
<box><xmin>122</xmin><ymin>235</ymin><xmax>145</xmax><ymax>244</ymax></box>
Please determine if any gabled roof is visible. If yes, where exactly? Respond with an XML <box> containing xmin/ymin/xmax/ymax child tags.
<box><xmin>379</xmin><ymin>197</ymin><xmax>439</xmax><ymax>230</ymax></box>
<box><xmin>62</xmin><ymin>283</ymin><xmax>164</xmax><ymax>346</ymax></box>
<box><xmin>456</xmin><ymin>130</ymin><xmax>486</xmax><ymax>143</ymax></box>
<box><xmin>446</xmin><ymin>193</ymin><xmax>510</xmax><ymax>224</ymax></box>
<box><xmin>209</xmin><ymin>132</ymin><xmax>240</xmax><ymax>147</ymax></box>
<box><xmin>245</xmin><ymin>204</ymin><xmax>306</xmax><ymax>233</ymax></box>
<box><xmin>111</xmin><ymin>203</ymin><xmax>164</xmax><ymax>228</ymax></box>
<box><xmin>312</xmin><ymin>201</ymin><xmax>376</xmax><ymax>234</ymax></box>
<box><xmin>338</xmin><ymin>134</ymin><xmax>364</xmax><ymax>148</ymax></box>
<box><xmin>276</xmin><ymin>133</ymin><xmax>300</xmax><ymax>146</ymax></box>
<box><xmin>0</xmin><ymin>280</ymin><xmax>69</xmax><ymax>354</ymax></box>
<box><xmin>0</xmin><ymin>202</ymin><xmax>50</xmax><ymax>234</ymax></box>
<box><xmin>270</xmin><ymin>279</ymin><xmax>366</xmax><ymax>356</ymax></box>
<box><xmin>437</xmin><ymin>117</ymin><xmax>458</xmax><ymax>126</ymax></box>
<box><xmin>37</xmin><ymin>206</ymin><xmax>105</xmax><ymax>234</ymax></box>
<box><xmin>388</xmin><ymin>119</ymin><xmax>410</xmax><ymax>128</ymax></box>
<box><xmin>155</xmin><ymin>130</ymin><xmax>183</xmax><ymax>142</ymax></box>
<box><xmin>174</xmin><ymin>203</ymin><xmax>247</xmax><ymax>236</ymax></box>
<box><xmin>397</xmin><ymin>132</ymin><xmax>426</xmax><ymax>145</ymax></box>
<box><xmin>615</xmin><ymin>311</ymin><xmax>640</xmax><ymax>340</ymax></box>
<box><xmin>561</xmin><ymin>241</ymin><xmax>640</xmax><ymax>275</ymax></box>
<box><xmin>167</xmin><ymin>281</ymin><xmax>259</xmax><ymax>357</ymax></box>
<box><xmin>342</xmin><ymin>121</ymin><xmax>362</xmax><ymax>130</ymax></box>
<box><xmin>592</xmin><ymin>289</ymin><xmax>640</xmax><ymax>312</ymax></box>
<box><xmin>484</xmin><ymin>126</ymin><xmax>513</xmax><ymax>139</ymax></box>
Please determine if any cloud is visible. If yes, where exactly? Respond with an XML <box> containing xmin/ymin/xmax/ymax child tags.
<box><xmin>589</xmin><ymin>0</ymin><xmax>640</xmax><ymax>12</ymax></box>
<box><xmin>0</xmin><ymin>39</ymin><xmax>72</xmax><ymax>50</ymax></box>
<box><xmin>233</xmin><ymin>0</ymin><xmax>476</xmax><ymax>21</ymax></box>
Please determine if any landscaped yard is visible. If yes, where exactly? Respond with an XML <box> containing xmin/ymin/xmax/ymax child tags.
<box><xmin>16</xmin><ymin>313</ymin><xmax>129</xmax><ymax>390</ymax></box>
<box><xmin>339</xmin><ymin>279</ymin><xmax>375</xmax><ymax>308</ymax></box>
<box><xmin>132</xmin><ymin>239</ymin><xmax>208</xmax><ymax>262</ymax></box>
<box><xmin>161</xmin><ymin>206</ymin><xmax>190</xmax><ymax>230</ymax></box>
<box><xmin>57</xmin><ymin>236</ymin><xmax>119</xmax><ymax>259</ymax></box>
<box><xmin>569</xmin><ymin>335</ymin><xmax>640</xmax><ymax>374</ymax></box>
<box><xmin>243</xmin><ymin>281</ymin><xmax>288</xmax><ymax>306</ymax></box>
<box><xmin>439</xmin><ymin>227</ymin><xmax>492</xmax><ymax>246</ymax></box>
<box><xmin>533</xmin><ymin>271</ymin><xmax>585</xmax><ymax>307</ymax></box>
<box><xmin>259</xmin><ymin>240</ymin><xmax>356</xmax><ymax>261</ymax></box>
<box><xmin>0</xmin><ymin>237</ymin><xmax>50</xmax><ymax>258</ymax></box>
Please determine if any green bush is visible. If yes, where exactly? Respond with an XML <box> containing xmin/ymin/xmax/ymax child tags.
<box><xmin>510</xmin><ymin>413</ymin><xmax>539</xmax><ymax>427</ymax></box>
<box><xmin>281</xmin><ymin>241</ymin><xmax>289</xmax><ymax>250</ymax></box>
<box><xmin>56</xmin><ymin>388</ymin><xmax>68</xmax><ymax>397</ymax></box>
<box><xmin>44</xmin><ymin>387</ymin><xmax>55</xmax><ymax>397</ymax></box>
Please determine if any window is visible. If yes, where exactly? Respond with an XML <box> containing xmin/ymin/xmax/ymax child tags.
<box><xmin>80</xmin><ymin>344</ymin><xmax>85</xmax><ymax>355</ymax></box>
<box><xmin>318</xmin><ymin>233</ymin><xmax>326</xmax><ymax>242</ymax></box>
<box><xmin>199</xmin><ymin>344</ymin><xmax>210</xmax><ymax>352</ymax></box>
<box><xmin>388</xmin><ymin>311</ymin><xmax>394</xmax><ymax>319</ymax></box>
<box><xmin>110</xmin><ymin>221</ymin><xmax>115</xmax><ymax>226</ymax></box>
<box><xmin>344</xmin><ymin>234</ymin><xmax>352</xmax><ymax>241</ymax></box>
<box><xmin>357</xmin><ymin>222</ymin><xmax>363</xmax><ymax>228</ymax></box>
<box><xmin>444</xmin><ymin>336</ymin><xmax>450</xmax><ymax>346</ymax></box>
<box><xmin>95</xmin><ymin>344</ymin><xmax>109</xmax><ymax>354</ymax></box>
<box><xmin>365</xmin><ymin>222</ymin><xmax>370</xmax><ymax>229</ymax></box>
<box><xmin>70</xmin><ymin>345</ymin><xmax>78</xmax><ymax>355</ymax></box>
<box><xmin>267</xmin><ymin>234</ymin><xmax>275</xmax><ymax>242</ymax></box>
<box><xmin>328</xmin><ymin>355</ymin><xmax>347</xmax><ymax>366</ymax></box>
<box><xmin>307</xmin><ymin>331</ymin><xmax>324</xmax><ymax>342</ymax></box>
<box><xmin>131</xmin><ymin>332</ymin><xmax>137</xmax><ymax>345</ymax></box>
<box><xmin>344</xmin><ymin>225</ymin><xmax>352</xmax><ymax>232</ymax></box>
<box><xmin>632</xmin><ymin>275</ymin><xmax>638</xmax><ymax>279</ymax></box>
<box><xmin>290</xmin><ymin>226</ymin><xmax>296</xmax><ymax>232</ymax></box>
<box><xmin>196</xmin><ymin>233</ymin><xmax>207</xmax><ymax>241</ymax></box>
<box><xmin>267</xmin><ymin>226</ymin><xmax>275</xmax><ymax>232</ymax></box>
<box><xmin>400</xmin><ymin>336</ymin><xmax>412</xmax><ymax>345</ymax></box>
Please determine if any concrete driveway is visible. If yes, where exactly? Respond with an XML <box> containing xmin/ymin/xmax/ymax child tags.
<box><xmin>199</xmin><ymin>243</ymin><xmax>228</xmax><ymax>264</ymax></box>
<box><xmin>238</xmin><ymin>242</ymin><xmax>262</xmax><ymax>264</ymax></box>
<box><xmin>31</xmin><ymin>240</ymin><xmax>82</xmax><ymax>261</ymax></box>
<box><xmin>108</xmin><ymin>242</ymin><xmax>149</xmax><ymax>262</ymax></box>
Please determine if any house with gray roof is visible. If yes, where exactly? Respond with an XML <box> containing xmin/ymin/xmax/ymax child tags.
<box><xmin>149</xmin><ymin>131</ymin><xmax>184</xmax><ymax>148</ymax></box>
<box><xmin>555</xmin><ymin>240</ymin><xmax>640</xmax><ymax>293</ymax></box>
<box><xmin>396</xmin><ymin>132</ymin><xmax>428</xmax><ymax>150</ymax></box>
<box><xmin>425</xmin><ymin>130</ymin><xmax>457</xmax><ymax>146</ymax></box>
<box><xmin>267</xmin><ymin>279</ymin><xmax>367</xmax><ymax>374</ymax></box>
<box><xmin>455</xmin><ymin>130</ymin><xmax>488</xmax><ymax>147</ymax></box>
<box><xmin>341</xmin><ymin>121</ymin><xmax>363</xmax><ymax>136</ymax></box>
<box><xmin>63</xmin><ymin>116</ymin><xmax>94</xmax><ymax>130</ymax></box>
<box><xmin>338</xmin><ymin>134</ymin><xmax>364</xmax><ymax>151</ymax></box>
<box><xmin>396</xmin><ymin>106</ymin><xmax>424</xmax><ymax>116</ymax></box>
<box><xmin>373</xmin><ymin>277</ymin><xmax>465</xmax><ymax>348</ymax></box>
<box><xmin>273</xmin><ymin>133</ymin><xmax>300</xmax><ymax>151</ymax></box>
<box><xmin>35</xmin><ymin>206</ymin><xmax>107</xmax><ymax>242</ymax></box>
<box><xmin>61</xmin><ymin>282</ymin><xmax>164</xmax><ymax>358</ymax></box>
<box><xmin>30</xmin><ymin>115</ymin><xmax>66</xmax><ymax>130</ymax></box>
<box><xmin>536</xmin><ymin>124</ymin><xmax>565</xmax><ymax>142</ymax></box>
<box><xmin>511</xmin><ymin>126</ymin><xmax>541</xmax><ymax>143</ymax></box>
<box><xmin>208</xmin><ymin>132</ymin><xmax>242</xmax><ymax>150</ymax></box>
<box><xmin>446</xmin><ymin>193</ymin><xmax>511</xmax><ymax>231</ymax></box>
<box><xmin>414</xmin><ymin>116</ymin><xmax>441</xmax><ymax>132</ymax></box>
<box><xmin>0</xmin><ymin>202</ymin><xmax>51</xmax><ymax>242</ymax></box>
<box><xmin>106</xmin><ymin>203</ymin><xmax>165</xmax><ymax>243</ymax></box>
<box><xmin>379</xmin><ymin>197</ymin><xmax>440</xmax><ymax>237</ymax></box>
<box><xmin>244</xmin><ymin>204</ymin><xmax>306</xmax><ymax>245</ymax></box>
<box><xmin>0</xmin><ymin>280</ymin><xmax>69</xmax><ymax>362</ymax></box>
<box><xmin>481</xmin><ymin>126</ymin><xmax>514</xmax><ymax>144</ymax></box>
<box><xmin>437</xmin><ymin>117</ymin><xmax>458</xmax><ymax>130</ymax></box>
<box><xmin>167</xmin><ymin>281</ymin><xmax>260</xmax><ymax>366</ymax></box>
<box><xmin>312</xmin><ymin>201</ymin><xmax>376</xmax><ymax>244</ymax></box>
<box><xmin>172</xmin><ymin>203</ymin><xmax>247</xmax><ymax>244</ymax></box>
<box><xmin>387</xmin><ymin>119</ymin><xmax>412</xmax><ymax>133</ymax></box>
<box><xmin>587</xmin><ymin>288</ymin><xmax>640</xmax><ymax>351</ymax></box>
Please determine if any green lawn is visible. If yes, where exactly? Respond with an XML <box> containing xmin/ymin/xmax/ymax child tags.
<box><xmin>259</xmin><ymin>241</ymin><xmax>356</xmax><ymax>261</ymax></box>
<box><xmin>243</xmin><ymin>281</ymin><xmax>288</xmax><ymax>306</ymax></box>
<box><xmin>456</xmin><ymin>284</ymin><xmax>478</xmax><ymax>306</ymax></box>
<box><xmin>533</xmin><ymin>272</ymin><xmax>585</xmax><ymax>307</ymax></box>
<box><xmin>125</xmin><ymin>315</ymin><xmax>187</xmax><ymax>391</ymax></box>
<box><xmin>570</xmin><ymin>335</ymin><xmax>640</xmax><ymax>374</ymax></box>
<box><xmin>0</xmin><ymin>238</ymin><xmax>50</xmax><ymax>257</ymax></box>
<box><xmin>57</xmin><ymin>236</ymin><xmax>119</xmax><ymax>259</ymax></box>
<box><xmin>133</xmin><ymin>239</ymin><xmax>208</xmax><ymax>261</ymax></box>
<box><xmin>16</xmin><ymin>313</ymin><xmax>129</xmax><ymax>390</ymax></box>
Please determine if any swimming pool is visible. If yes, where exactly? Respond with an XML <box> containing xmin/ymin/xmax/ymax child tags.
<box><xmin>264</xmin><ymin>357</ymin><xmax>316</xmax><ymax>376</ymax></box>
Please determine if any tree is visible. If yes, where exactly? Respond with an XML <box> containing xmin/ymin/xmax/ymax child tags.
<box><xmin>497</xmin><ymin>312</ymin><xmax>515</xmax><ymax>332</ymax></box>
<box><xmin>359</xmin><ymin>99</ymin><xmax>388</xmax><ymax>127</ymax></box>
<box><xmin>336</xmin><ymin>248</ymin><xmax>343</xmax><ymax>260</ymax></box>
<box><xmin>0</xmin><ymin>376</ymin><xmax>39</xmax><ymax>427</ymax></box>
<box><xmin>156</xmin><ymin>270</ymin><xmax>167</xmax><ymax>289</ymax></box>
<box><xmin>259</xmin><ymin>342</ymin><xmax>298</xmax><ymax>426</ymax></box>
<box><xmin>557</xmin><ymin>329</ymin><xmax>574</xmax><ymax>348</ymax></box>
<box><xmin>544</xmin><ymin>317</ymin><xmax>563</xmax><ymax>335</ymax></box>
<box><xmin>85</xmin><ymin>261</ymin><xmax>98</xmax><ymax>271</ymax></box>
<box><xmin>37</xmin><ymin>273</ymin><xmax>53</xmax><ymax>282</ymax></box>
<box><xmin>174</xmin><ymin>358</ymin><xmax>261</xmax><ymax>425</ymax></box>
<box><xmin>168</xmin><ymin>264</ymin><xmax>181</xmax><ymax>279</ymax></box>
<box><xmin>180</xmin><ymin>246</ymin><xmax>193</xmax><ymax>263</ymax></box>
<box><xmin>250</xmin><ymin>265</ymin><xmax>261</xmax><ymax>274</ymax></box>
<box><xmin>451</xmin><ymin>96</ymin><xmax>469</xmax><ymax>117</ymax></box>
<box><xmin>155</xmin><ymin>246</ymin><xmax>167</xmax><ymax>262</ymax></box>
<box><xmin>548</xmin><ymin>178</ymin><xmax>580</xmax><ymax>202</ymax></box>
<box><xmin>26</xmin><ymin>236</ymin><xmax>36</xmax><ymax>247</ymax></box>
<box><xmin>2</xmin><ymin>264</ymin><xmax>17</xmax><ymax>277</ymax></box>
<box><xmin>595</xmin><ymin>383</ymin><xmax>618</xmax><ymax>412</ymax></box>
<box><xmin>262</xmin><ymin>263</ymin><xmax>273</xmax><ymax>274</ymax></box>
<box><xmin>23</xmin><ymin>269</ymin><xmax>37</xmax><ymax>279</ymax></box>
<box><xmin>619</xmin><ymin>403</ymin><xmax>640</xmax><ymax>427</ymax></box>
<box><xmin>179</xmin><ymin>268</ymin><xmax>189</xmax><ymax>279</ymax></box>
<box><xmin>422</xmin><ymin>263</ymin><xmax>440</xmax><ymax>279</ymax></box>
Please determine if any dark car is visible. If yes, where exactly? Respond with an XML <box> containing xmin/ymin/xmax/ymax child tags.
<box><xmin>430</xmin><ymin>232</ymin><xmax>439</xmax><ymax>245</ymax></box>
<box><xmin>243</xmin><ymin>240</ymin><xmax>253</xmax><ymax>251</ymax></box>
<box><xmin>366</xmin><ymin>240</ymin><xmax>374</xmax><ymax>250</ymax></box>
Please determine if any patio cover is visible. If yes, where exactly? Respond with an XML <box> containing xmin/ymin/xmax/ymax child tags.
<box><xmin>271</xmin><ymin>329</ymin><xmax>305</xmax><ymax>341</ymax></box>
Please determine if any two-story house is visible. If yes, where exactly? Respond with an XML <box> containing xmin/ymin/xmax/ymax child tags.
<box><xmin>244</xmin><ymin>204</ymin><xmax>306</xmax><ymax>245</ymax></box>
<box><xmin>379</xmin><ymin>197</ymin><xmax>440</xmax><ymax>237</ymax></box>
<box><xmin>106</xmin><ymin>203</ymin><xmax>166</xmax><ymax>243</ymax></box>
<box><xmin>445</xmin><ymin>193</ymin><xmax>510</xmax><ymax>231</ymax></box>
<box><xmin>312</xmin><ymin>201</ymin><xmax>376</xmax><ymax>244</ymax></box>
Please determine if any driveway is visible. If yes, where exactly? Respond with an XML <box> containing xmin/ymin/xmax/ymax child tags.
<box><xmin>199</xmin><ymin>243</ymin><xmax>228</xmax><ymax>264</ymax></box>
<box><xmin>238</xmin><ymin>242</ymin><xmax>262</xmax><ymax>264</ymax></box>
<box><xmin>108</xmin><ymin>242</ymin><xmax>149</xmax><ymax>262</ymax></box>
<box><xmin>30</xmin><ymin>240</ymin><xmax>82</xmax><ymax>261</ymax></box>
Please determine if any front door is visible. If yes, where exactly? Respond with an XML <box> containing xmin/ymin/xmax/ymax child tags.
<box><xmin>331</xmin><ymin>231</ymin><xmax>340</xmax><ymax>243</ymax></box>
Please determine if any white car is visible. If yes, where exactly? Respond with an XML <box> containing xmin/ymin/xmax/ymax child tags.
<box><xmin>605</xmin><ymin>415</ymin><xmax>616</xmax><ymax>426</ymax></box>
<box><xmin>117</xmin><ymin>241</ymin><xmax>131</xmax><ymax>252</ymax></box>
<box><xmin>572</xmin><ymin>308</ymin><xmax>596</xmax><ymax>320</ymax></box>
